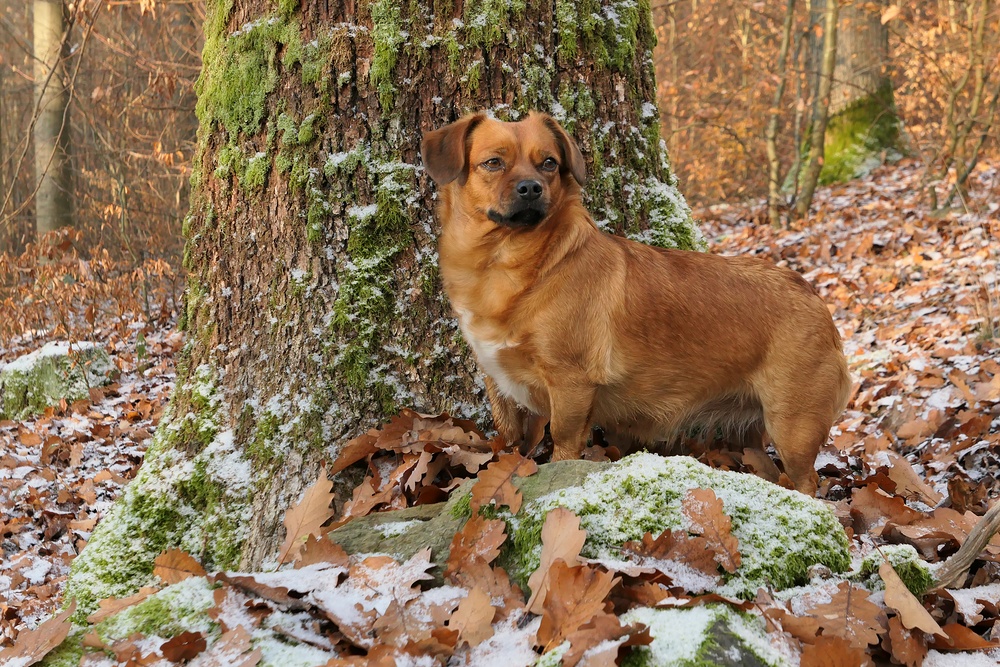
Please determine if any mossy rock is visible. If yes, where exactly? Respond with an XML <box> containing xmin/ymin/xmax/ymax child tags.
<box><xmin>620</xmin><ymin>605</ymin><xmax>791</xmax><ymax>667</ymax></box>
<box><xmin>328</xmin><ymin>454</ymin><xmax>850</xmax><ymax>599</ymax></box>
<box><xmin>820</xmin><ymin>83</ymin><xmax>901</xmax><ymax>184</ymax></box>
<box><xmin>0</xmin><ymin>341</ymin><xmax>116</xmax><ymax>419</ymax></box>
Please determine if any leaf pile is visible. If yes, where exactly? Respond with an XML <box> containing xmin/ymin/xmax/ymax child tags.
<box><xmin>0</xmin><ymin>323</ymin><xmax>179</xmax><ymax>645</ymax></box>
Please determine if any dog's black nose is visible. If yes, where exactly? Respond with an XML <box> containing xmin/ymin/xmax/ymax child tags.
<box><xmin>516</xmin><ymin>180</ymin><xmax>543</xmax><ymax>201</ymax></box>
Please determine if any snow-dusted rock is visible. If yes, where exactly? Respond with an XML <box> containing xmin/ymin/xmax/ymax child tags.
<box><xmin>0</xmin><ymin>341</ymin><xmax>116</xmax><ymax>419</ymax></box>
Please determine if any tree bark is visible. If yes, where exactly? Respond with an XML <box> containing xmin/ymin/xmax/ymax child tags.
<box><xmin>66</xmin><ymin>0</ymin><xmax>701</xmax><ymax>613</ymax></box>
<box><xmin>823</xmin><ymin>0</ymin><xmax>899</xmax><ymax>182</ymax></box>
<box><xmin>797</xmin><ymin>0</ymin><xmax>839</xmax><ymax>216</ymax></box>
<box><xmin>32</xmin><ymin>0</ymin><xmax>73</xmax><ymax>238</ymax></box>
<box><xmin>766</xmin><ymin>0</ymin><xmax>797</xmax><ymax>228</ymax></box>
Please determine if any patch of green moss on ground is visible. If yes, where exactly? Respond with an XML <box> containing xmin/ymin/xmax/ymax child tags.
<box><xmin>820</xmin><ymin>83</ymin><xmax>900</xmax><ymax>184</ymax></box>
<box><xmin>502</xmin><ymin>454</ymin><xmax>849</xmax><ymax>598</ymax></box>
<box><xmin>0</xmin><ymin>343</ymin><xmax>116</xmax><ymax>419</ymax></box>
<box><xmin>853</xmin><ymin>544</ymin><xmax>935</xmax><ymax>597</ymax></box>
<box><xmin>95</xmin><ymin>578</ymin><xmax>217</xmax><ymax>642</ymax></box>
<box><xmin>38</xmin><ymin>629</ymin><xmax>87</xmax><ymax>667</ymax></box>
<box><xmin>621</xmin><ymin>605</ymin><xmax>790</xmax><ymax>667</ymax></box>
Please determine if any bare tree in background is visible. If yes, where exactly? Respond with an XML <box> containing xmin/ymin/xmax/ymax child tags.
<box><xmin>797</xmin><ymin>0</ymin><xmax>839</xmax><ymax>216</ymax></box>
<box><xmin>765</xmin><ymin>0</ymin><xmax>798</xmax><ymax>227</ymax></box>
<box><xmin>32</xmin><ymin>0</ymin><xmax>73</xmax><ymax>237</ymax></box>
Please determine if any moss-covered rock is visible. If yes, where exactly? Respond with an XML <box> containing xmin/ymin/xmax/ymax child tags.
<box><xmin>620</xmin><ymin>605</ymin><xmax>792</xmax><ymax>667</ymax></box>
<box><xmin>0</xmin><ymin>341</ymin><xmax>116</xmax><ymax>419</ymax></box>
<box><xmin>328</xmin><ymin>455</ymin><xmax>850</xmax><ymax>600</ymax></box>
<box><xmin>503</xmin><ymin>454</ymin><xmax>850</xmax><ymax>599</ymax></box>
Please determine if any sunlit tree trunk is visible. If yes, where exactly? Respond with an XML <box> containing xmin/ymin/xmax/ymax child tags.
<box><xmin>66</xmin><ymin>0</ymin><xmax>701</xmax><ymax>613</ymax></box>
<box><xmin>32</xmin><ymin>0</ymin><xmax>73</xmax><ymax>238</ymax></box>
<box><xmin>822</xmin><ymin>0</ymin><xmax>900</xmax><ymax>182</ymax></box>
<box><xmin>797</xmin><ymin>0</ymin><xmax>839</xmax><ymax>216</ymax></box>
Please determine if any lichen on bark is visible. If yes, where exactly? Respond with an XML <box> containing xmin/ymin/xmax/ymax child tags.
<box><xmin>66</xmin><ymin>0</ymin><xmax>701</xmax><ymax>610</ymax></box>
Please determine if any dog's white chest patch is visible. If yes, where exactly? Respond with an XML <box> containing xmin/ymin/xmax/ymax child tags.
<box><xmin>455</xmin><ymin>308</ymin><xmax>535</xmax><ymax>410</ymax></box>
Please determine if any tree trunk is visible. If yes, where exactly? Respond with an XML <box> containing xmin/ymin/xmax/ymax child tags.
<box><xmin>822</xmin><ymin>0</ymin><xmax>900</xmax><ymax>182</ymax></box>
<box><xmin>32</xmin><ymin>0</ymin><xmax>73</xmax><ymax>238</ymax></box>
<box><xmin>766</xmin><ymin>0</ymin><xmax>797</xmax><ymax>228</ymax></box>
<box><xmin>66</xmin><ymin>0</ymin><xmax>701</xmax><ymax>613</ymax></box>
<box><xmin>797</xmin><ymin>0</ymin><xmax>839</xmax><ymax>216</ymax></box>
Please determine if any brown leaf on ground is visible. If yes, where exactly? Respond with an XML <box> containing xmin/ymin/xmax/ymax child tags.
<box><xmin>879</xmin><ymin>561</ymin><xmax>947</xmax><ymax>637</ymax></box>
<box><xmin>763</xmin><ymin>606</ymin><xmax>821</xmax><ymax>644</ymax></box>
<box><xmin>741</xmin><ymin>447</ymin><xmax>781</xmax><ymax>483</ymax></box>
<box><xmin>929</xmin><ymin>623</ymin><xmax>1000</xmax><ymax>650</ymax></box>
<box><xmin>807</xmin><ymin>582</ymin><xmax>885</xmax><ymax>649</ymax></box>
<box><xmin>561</xmin><ymin>613</ymin><xmax>631</xmax><ymax>667</ymax></box>
<box><xmin>622</xmin><ymin>530</ymin><xmax>721</xmax><ymax>579</ymax></box>
<box><xmin>884</xmin><ymin>616</ymin><xmax>928</xmax><ymax>667</ymax></box>
<box><xmin>536</xmin><ymin>561</ymin><xmax>620</xmax><ymax>650</ymax></box>
<box><xmin>800</xmin><ymin>634</ymin><xmax>872</xmax><ymax>667</ymax></box>
<box><xmin>330</xmin><ymin>430</ymin><xmax>379</xmax><ymax>474</ymax></box>
<box><xmin>446</xmin><ymin>514</ymin><xmax>507</xmax><ymax>576</ymax></box>
<box><xmin>446</xmin><ymin>558</ymin><xmax>525</xmax><ymax>620</ymax></box>
<box><xmin>212</xmin><ymin>573</ymin><xmax>312</xmax><ymax>611</ymax></box>
<box><xmin>197</xmin><ymin>626</ymin><xmax>262</xmax><ymax>667</ymax></box>
<box><xmin>160</xmin><ymin>630</ymin><xmax>207</xmax><ymax>662</ymax></box>
<box><xmin>448</xmin><ymin>588</ymin><xmax>495</xmax><ymax>647</ymax></box>
<box><xmin>277</xmin><ymin>466</ymin><xmax>336</xmax><ymax>564</ymax></box>
<box><xmin>850</xmin><ymin>484</ymin><xmax>925</xmax><ymax>536</ymax></box>
<box><xmin>469</xmin><ymin>452</ymin><xmax>538</xmax><ymax>514</ymax></box>
<box><xmin>86</xmin><ymin>587</ymin><xmax>159</xmax><ymax>624</ymax></box>
<box><xmin>295</xmin><ymin>535</ymin><xmax>350</xmax><ymax>569</ymax></box>
<box><xmin>526</xmin><ymin>508</ymin><xmax>588</xmax><ymax>613</ymax></box>
<box><xmin>682</xmin><ymin>488</ymin><xmax>741</xmax><ymax>573</ymax></box>
<box><xmin>153</xmin><ymin>548</ymin><xmax>207</xmax><ymax>585</ymax></box>
<box><xmin>0</xmin><ymin>600</ymin><xmax>76</xmax><ymax>666</ymax></box>
<box><xmin>882</xmin><ymin>452</ymin><xmax>944</xmax><ymax>505</ymax></box>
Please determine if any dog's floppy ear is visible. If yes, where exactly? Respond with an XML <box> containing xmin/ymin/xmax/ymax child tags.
<box><xmin>542</xmin><ymin>116</ymin><xmax>587</xmax><ymax>187</ymax></box>
<box><xmin>421</xmin><ymin>113</ymin><xmax>486</xmax><ymax>185</ymax></box>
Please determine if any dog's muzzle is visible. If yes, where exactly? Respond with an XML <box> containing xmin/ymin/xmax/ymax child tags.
<box><xmin>487</xmin><ymin>202</ymin><xmax>548</xmax><ymax>228</ymax></box>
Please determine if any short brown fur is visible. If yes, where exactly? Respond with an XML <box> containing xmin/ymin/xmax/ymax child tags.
<box><xmin>421</xmin><ymin>112</ymin><xmax>851</xmax><ymax>495</ymax></box>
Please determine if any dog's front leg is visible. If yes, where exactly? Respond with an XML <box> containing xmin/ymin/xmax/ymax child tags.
<box><xmin>548</xmin><ymin>385</ymin><xmax>596</xmax><ymax>461</ymax></box>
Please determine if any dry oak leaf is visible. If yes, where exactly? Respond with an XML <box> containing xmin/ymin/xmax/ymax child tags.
<box><xmin>86</xmin><ymin>586</ymin><xmax>159</xmax><ymax>624</ymax></box>
<box><xmin>295</xmin><ymin>534</ymin><xmax>350</xmax><ymax>569</ymax></box>
<box><xmin>929</xmin><ymin>623</ymin><xmax>1000</xmax><ymax>651</ymax></box>
<box><xmin>808</xmin><ymin>582</ymin><xmax>885</xmax><ymax>649</ymax></box>
<box><xmin>884</xmin><ymin>616</ymin><xmax>928</xmax><ymax>667</ymax></box>
<box><xmin>850</xmin><ymin>484</ymin><xmax>925</xmax><ymax>536</ymax></box>
<box><xmin>445</xmin><ymin>558</ymin><xmax>525</xmax><ymax>620</ymax></box>
<box><xmin>763</xmin><ymin>606</ymin><xmax>821</xmax><ymax>644</ymax></box>
<box><xmin>196</xmin><ymin>626</ymin><xmax>262</xmax><ymax>667</ymax></box>
<box><xmin>330</xmin><ymin>430</ymin><xmax>378</xmax><ymax>474</ymax></box>
<box><xmin>448</xmin><ymin>587</ymin><xmax>495</xmax><ymax>647</ymax></box>
<box><xmin>682</xmin><ymin>488</ymin><xmax>740</xmax><ymax>573</ymax></box>
<box><xmin>160</xmin><ymin>630</ymin><xmax>207</xmax><ymax>662</ymax></box>
<box><xmin>526</xmin><ymin>508</ymin><xmax>588</xmax><ymax>613</ymax></box>
<box><xmin>154</xmin><ymin>548</ymin><xmax>207</xmax><ymax>585</ymax></box>
<box><xmin>622</xmin><ymin>529</ymin><xmax>721</xmax><ymax>580</ymax></box>
<box><xmin>0</xmin><ymin>600</ymin><xmax>76</xmax><ymax>666</ymax></box>
<box><xmin>800</xmin><ymin>634</ymin><xmax>873</xmax><ymax>667</ymax></box>
<box><xmin>561</xmin><ymin>613</ymin><xmax>632</xmax><ymax>667</ymax></box>
<box><xmin>469</xmin><ymin>452</ymin><xmax>538</xmax><ymax>514</ymax></box>
<box><xmin>536</xmin><ymin>561</ymin><xmax>621</xmax><ymax>650</ymax></box>
<box><xmin>878</xmin><ymin>561</ymin><xmax>947</xmax><ymax>637</ymax></box>
<box><xmin>446</xmin><ymin>513</ymin><xmax>507</xmax><ymax>576</ymax></box>
<box><xmin>277</xmin><ymin>465</ymin><xmax>336</xmax><ymax>564</ymax></box>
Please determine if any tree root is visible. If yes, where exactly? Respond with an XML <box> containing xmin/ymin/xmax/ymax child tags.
<box><xmin>934</xmin><ymin>500</ymin><xmax>1000</xmax><ymax>589</ymax></box>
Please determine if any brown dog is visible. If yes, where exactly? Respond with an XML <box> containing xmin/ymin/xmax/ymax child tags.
<box><xmin>420</xmin><ymin>112</ymin><xmax>851</xmax><ymax>495</ymax></box>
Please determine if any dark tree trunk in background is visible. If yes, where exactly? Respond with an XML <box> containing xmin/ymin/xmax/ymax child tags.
<box><xmin>32</xmin><ymin>0</ymin><xmax>73</xmax><ymax>238</ymax></box>
<box><xmin>67</xmin><ymin>0</ymin><xmax>700</xmax><ymax>613</ymax></box>
<box><xmin>798</xmin><ymin>0</ymin><xmax>838</xmax><ymax>215</ymax></box>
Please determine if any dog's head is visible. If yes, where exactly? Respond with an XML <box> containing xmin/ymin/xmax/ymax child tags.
<box><xmin>421</xmin><ymin>112</ymin><xmax>586</xmax><ymax>229</ymax></box>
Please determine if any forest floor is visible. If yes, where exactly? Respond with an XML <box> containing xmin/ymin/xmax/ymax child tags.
<box><xmin>1</xmin><ymin>159</ymin><xmax>999</xmax><ymax>664</ymax></box>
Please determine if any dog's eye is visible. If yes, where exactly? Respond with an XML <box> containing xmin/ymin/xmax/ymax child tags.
<box><xmin>481</xmin><ymin>158</ymin><xmax>504</xmax><ymax>172</ymax></box>
<box><xmin>540</xmin><ymin>157</ymin><xmax>558</xmax><ymax>172</ymax></box>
